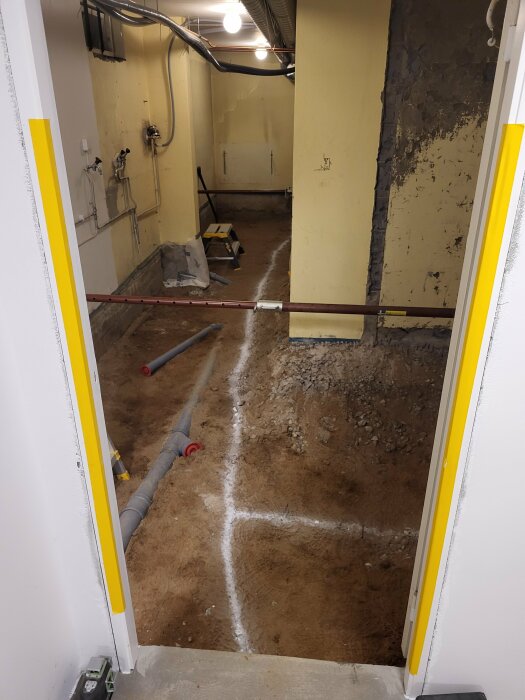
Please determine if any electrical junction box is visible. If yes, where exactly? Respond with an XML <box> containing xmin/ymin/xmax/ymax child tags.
<box><xmin>70</xmin><ymin>656</ymin><xmax>115</xmax><ymax>700</ymax></box>
<box><xmin>81</xmin><ymin>1</ymin><xmax>126</xmax><ymax>62</ymax></box>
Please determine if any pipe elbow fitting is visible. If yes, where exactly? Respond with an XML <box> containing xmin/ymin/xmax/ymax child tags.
<box><xmin>172</xmin><ymin>431</ymin><xmax>203</xmax><ymax>457</ymax></box>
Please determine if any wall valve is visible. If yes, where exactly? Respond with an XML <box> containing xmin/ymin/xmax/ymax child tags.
<box><xmin>85</xmin><ymin>157</ymin><xmax>102</xmax><ymax>174</ymax></box>
<box><xmin>144</xmin><ymin>123</ymin><xmax>162</xmax><ymax>145</ymax></box>
<box><xmin>113</xmin><ymin>148</ymin><xmax>130</xmax><ymax>179</ymax></box>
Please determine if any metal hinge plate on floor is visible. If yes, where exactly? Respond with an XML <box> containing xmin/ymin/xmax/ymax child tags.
<box><xmin>417</xmin><ymin>694</ymin><xmax>487</xmax><ymax>699</ymax></box>
<box><xmin>70</xmin><ymin>656</ymin><xmax>115</xmax><ymax>699</ymax></box>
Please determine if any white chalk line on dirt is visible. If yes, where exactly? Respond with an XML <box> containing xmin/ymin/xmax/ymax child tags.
<box><xmin>221</xmin><ymin>237</ymin><xmax>290</xmax><ymax>653</ymax></box>
<box><xmin>234</xmin><ymin>509</ymin><xmax>418</xmax><ymax>541</ymax></box>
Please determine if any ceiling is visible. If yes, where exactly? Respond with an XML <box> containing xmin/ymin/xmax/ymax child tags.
<box><xmin>157</xmin><ymin>1</ymin><xmax>264</xmax><ymax>46</ymax></box>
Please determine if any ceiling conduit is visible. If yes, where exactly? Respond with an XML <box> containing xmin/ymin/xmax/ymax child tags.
<box><xmin>242</xmin><ymin>0</ymin><xmax>296</xmax><ymax>68</ymax></box>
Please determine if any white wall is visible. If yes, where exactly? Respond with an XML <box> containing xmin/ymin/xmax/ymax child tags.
<box><xmin>422</xmin><ymin>177</ymin><xmax>525</xmax><ymax>698</ymax></box>
<box><xmin>404</xmin><ymin>4</ymin><xmax>525</xmax><ymax>695</ymax></box>
<box><xmin>0</xmin><ymin>1</ymin><xmax>122</xmax><ymax>696</ymax></box>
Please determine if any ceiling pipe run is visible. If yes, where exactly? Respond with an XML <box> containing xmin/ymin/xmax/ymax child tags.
<box><xmin>241</xmin><ymin>0</ymin><xmax>296</xmax><ymax>66</ymax></box>
<box><xmin>86</xmin><ymin>293</ymin><xmax>455</xmax><ymax>319</ymax></box>
<box><xmin>90</xmin><ymin>0</ymin><xmax>294</xmax><ymax>76</ymax></box>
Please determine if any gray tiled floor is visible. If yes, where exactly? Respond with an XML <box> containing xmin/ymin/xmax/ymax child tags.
<box><xmin>115</xmin><ymin>646</ymin><xmax>406</xmax><ymax>699</ymax></box>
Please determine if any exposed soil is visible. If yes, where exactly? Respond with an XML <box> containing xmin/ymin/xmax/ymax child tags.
<box><xmin>97</xmin><ymin>215</ymin><xmax>446</xmax><ymax>666</ymax></box>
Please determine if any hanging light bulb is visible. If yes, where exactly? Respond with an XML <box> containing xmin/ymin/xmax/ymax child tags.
<box><xmin>254</xmin><ymin>47</ymin><xmax>268</xmax><ymax>60</ymax></box>
<box><xmin>223</xmin><ymin>10</ymin><xmax>242</xmax><ymax>34</ymax></box>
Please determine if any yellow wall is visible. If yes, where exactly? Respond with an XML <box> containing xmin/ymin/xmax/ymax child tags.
<box><xmin>142</xmin><ymin>26</ymin><xmax>200</xmax><ymax>243</ymax></box>
<box><xmin>211</xmin><ymin>52</ymin><xmax>294</xmax><ymax>189</ymax></box>
<box><xmin>190</xmin><ymin>54</ymin><xmax>216</xmax><ymax>210</ymax></box>
<box><xmin>289</xmin><ymin>0</ymin><xmax>391</xmax><ymax>339</ymax></box>
<box><xmin>90</xmin><ymin>21</ymin><xmax>202</xmax><ymax>266</ymax></box>
<box><xmin>89</xmin><ymin>25</ymin><xmax>161</xmax><ymax>283</ymax></box>
<box><xmin>380</xmin><ymin>119</ymin><xmax>485</xmax><ymax>329</ymax></box>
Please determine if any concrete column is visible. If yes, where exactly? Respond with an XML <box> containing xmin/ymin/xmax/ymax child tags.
<box><xmin>289</xmin><ymin>0</ymin><xmax>390</xmax><ymax>340</ymax></box>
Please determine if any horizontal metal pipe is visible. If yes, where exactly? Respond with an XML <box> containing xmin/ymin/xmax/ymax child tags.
<box><xmin>209</xmin><ymin>46</ymin><xmax>295</xmax><ymax>53</ymax></box>
<box><xmin>86</xmin><ymin>293</ymin><xmax>455</xmax><ymax>318</ymax></box>
<box><xmin>197</xmin><ymin>189</ymin><xmax>288</xmax><ymax>195</ymax></box>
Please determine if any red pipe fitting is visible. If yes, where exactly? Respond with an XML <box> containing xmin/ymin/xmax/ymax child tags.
<box><xmin>183</xmin><ymin>442</ymin><xmax>203</xmax><ymax>457</ymax></box>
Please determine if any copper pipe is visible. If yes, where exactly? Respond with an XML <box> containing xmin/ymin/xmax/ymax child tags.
<box><xmin>210</xmin><ymin>46</ymin><xmax>294</xmax><ymax>53</ymax></box>
<box><xmin>86</xmin><ymin>294</ymin><xmax>455</xmax><ymax>319</ymax></box>
<box><xmin>197</xmin><ymin>189</ymin><xmax>287</xmax><ymax>195</ymax></box>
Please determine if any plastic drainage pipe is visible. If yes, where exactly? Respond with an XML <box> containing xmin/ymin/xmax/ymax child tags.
<box><xmin>120</xmin><ymin>347</ymin><xmax>217</xmax><ymax>551</ymax></box>
<box><xmin>141</xmin><ymin>323</ymin><xmax>223</xmax><ymax>376</ymax></box>
<box><xmin>209</xmin><ymin>272</ymin><xmax>231</xmax><ymax>286</ymax></box>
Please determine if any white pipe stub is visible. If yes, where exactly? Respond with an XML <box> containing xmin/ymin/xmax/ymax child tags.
<box><xmin>255</xmin><ymin>300</ymin><xmax>283</xmax><ymax>311</ymax></box>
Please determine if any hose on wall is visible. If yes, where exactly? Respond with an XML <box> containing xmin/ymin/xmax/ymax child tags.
<box><xmin>90</xmin><ymin>0</ymin><xmax>295</xmax><ymax>76</ymax></box>
<box><xmin>161</xmin><ymin>35</ymin><xmax>176</xmax><ymax>148</ymax></box>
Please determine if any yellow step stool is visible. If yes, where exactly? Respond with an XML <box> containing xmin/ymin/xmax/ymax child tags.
<box><xmin>202</xmin><ymin>223</ymin><xmax>244</xmax><ymax>269</ymax></box>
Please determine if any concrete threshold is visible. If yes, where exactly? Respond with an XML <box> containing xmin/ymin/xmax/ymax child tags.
<box><xmin>114</xmin><ymin>646</ymin><xmax>406</xmax><ymax>699</ymax></box>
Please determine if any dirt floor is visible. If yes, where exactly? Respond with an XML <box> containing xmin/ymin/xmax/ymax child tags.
<box><xmin>97</xmin><ymin>214</ymin><xmax>447</xmax><ymax>666</ymax></box>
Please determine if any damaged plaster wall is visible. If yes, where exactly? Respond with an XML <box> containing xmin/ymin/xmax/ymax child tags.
<box><xmin>370</xmin><ymin>0</ymin><xmax>497</xmax><ymax>331</ymax></box>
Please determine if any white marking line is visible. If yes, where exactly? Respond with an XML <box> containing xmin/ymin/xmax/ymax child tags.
<box><xmin>221</xmin><ymin>237</ymin><xmax>290</xmax><ymax>653</ymax></box>
<box><xmin>235</xmin><ymin>510</ymin><xmax>418</xmax><ymax>541</ymax></box>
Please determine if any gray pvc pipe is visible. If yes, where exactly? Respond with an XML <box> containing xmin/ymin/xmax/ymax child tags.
<box><xmin>141</xmin><ymin>323</ymin><xmax>222</xmax><ymax>376</ymax></box>
<box><xmin>209</xmin><ymin>272</ymin><xmax>231</xmax><ymax>286</ymax></box>
<box><xmin>120</xmin><ymin>347</ymin><xmax>217</xmax><ymax>551</ymax></box>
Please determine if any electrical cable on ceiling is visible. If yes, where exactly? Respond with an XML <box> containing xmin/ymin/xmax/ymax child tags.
<box><xmin>90</xmin><ymin>0</ymin><xmax>295</xmax><ymax>76</ymax></box>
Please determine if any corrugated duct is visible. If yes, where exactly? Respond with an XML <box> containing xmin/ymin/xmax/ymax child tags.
<box><xmin>242</xmin><ymin>0</ymin><xmax>296</xmax><ymax>65</ymax></box>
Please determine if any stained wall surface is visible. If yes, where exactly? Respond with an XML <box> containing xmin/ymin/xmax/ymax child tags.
<box><xmin>375</xmin><ymin>0</ymin><xmax>496</xmax><ymax>329</ymax></box>
<box><xmin>89</xmin><ymin>24</ymin><xmax>162</xmax><ymax>281</ymax></box>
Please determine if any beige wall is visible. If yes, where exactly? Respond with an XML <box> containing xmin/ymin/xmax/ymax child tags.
<box><xmin>42</xmin><ymin>2</ymin><xmax>202</xmax><ymax>299</ymax></box>
<box><xmin>289</xmin><ymin>0</ymin><xmax>391</xmax><ymax>339</ymax></box>
<box><xmin>380</xmin><ymin>119</ymin><xmax>484</xmax><ymax>328</ymax></box>
<box><xmin>190</xmin><ymin>53</ymin><xmax>216</xmax><ymax>210</ymax></box>
<box><xmin>211</xmin><ymin>52</ymin><xmax>294</xmax><ymax>189</ymax></box>
<box><xmin>143</xmin><ymin>26</ymin><xmax>200</xmax><ymax>243</ymax></box>
<box><xmin>89</xmin><ymin>25</ymin><xmax>161</xmax><ymax>283</ymax></box>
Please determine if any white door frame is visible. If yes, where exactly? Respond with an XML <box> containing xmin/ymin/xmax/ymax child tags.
<box><xmin>1</xmin><ymin>0</ymin><xmax>138</xmax><ymax>672</ymax></box>
<box><xmin>403</xmin><ymin>0</ymin><xmax>525</xmax><ymax>695</ymax></box>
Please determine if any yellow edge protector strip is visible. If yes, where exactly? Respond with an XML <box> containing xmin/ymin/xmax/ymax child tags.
<box><xmin>409</xmin><ymin>123</ymin><xmax>523</xmax><ymax>675</ymax></box>
<box><xmin>29</xmin><ymin>119</ymin><xmax>126</xmax><ymax>615</ymax></box>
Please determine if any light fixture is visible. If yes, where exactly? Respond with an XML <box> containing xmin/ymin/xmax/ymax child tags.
<box><xmin>223</xmin><ymin>10</ymin><xmax>242</xmax><ymax>34</ymax></box>
<box><xmin>254</xmin><ymin>47</ymin><xmax>268</xmax><ymax>60</ymax></box>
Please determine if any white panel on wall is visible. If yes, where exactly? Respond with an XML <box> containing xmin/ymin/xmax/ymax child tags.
<box><xmin>216</xmin><ymin>142</ymin><xmax>275</xmax><ymax>186</ymax></box>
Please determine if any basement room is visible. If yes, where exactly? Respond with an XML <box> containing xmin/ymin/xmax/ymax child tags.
<box><xmin>36</xmin><ymin>0</ymin><xmax>504</xmax><ymax>679</ymax></box>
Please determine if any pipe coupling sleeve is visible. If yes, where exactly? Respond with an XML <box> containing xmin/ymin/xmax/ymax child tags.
<box><xmin>255</xmin><ymin>300</ymin><xmax>283</xmax><ymax>312</ymax></box>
